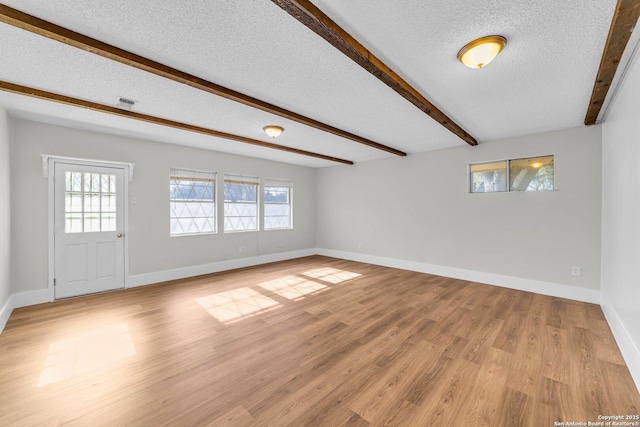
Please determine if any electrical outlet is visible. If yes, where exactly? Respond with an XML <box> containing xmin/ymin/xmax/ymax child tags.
<box><xmin>571</xmin><ymin>266</ymin><xmax>581</xmax><ymax>276</ymax></box>
<box><xmin>239</xmin><ymin>246</ymin><xmax>246</xmax><ymax>253</ymax></box>
<box><xmin>358</xmin><ymin>242</ymin><xmax>362</xmax><ymax>248</ymax></box>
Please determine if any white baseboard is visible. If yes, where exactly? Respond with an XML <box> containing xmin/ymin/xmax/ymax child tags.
<box><xmin>0</xmin><ymin>289</ymin><xmax>50</xmax><ymax>332</ymax></box>
<box><xmin>0</xmin><ymin>296</ymin><xmax>11</xmax><ymax>333</ymax></box>
<box><xmin>317</xmin><ymin>248</ymin><xmax>601</xmax><ymax>304</ymax></box>
<box><xmin>128</xmin><ymin>248</ymin><xmax>317</xmax><ymax>288</ymax></box>
<box><xmin>600</xmin><ymin>292</ymin><xmax>640</xmax><ymax>393</ymax></box>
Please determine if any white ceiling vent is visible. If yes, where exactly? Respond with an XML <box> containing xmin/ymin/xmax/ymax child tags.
<box><xmin>115</xmin><ymin>97</ymin><xmax>137</xmax><ymax>110</ymax></box>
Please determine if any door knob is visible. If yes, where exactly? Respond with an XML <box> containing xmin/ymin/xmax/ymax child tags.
<box><xmin>116</xmin><ymin>233</ymin><xmax>123</xmax><ymax>238</ymax></box>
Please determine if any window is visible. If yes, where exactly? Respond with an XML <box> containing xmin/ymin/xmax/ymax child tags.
<box><xmin>470</xmin><ymin>161</ymin><xmax>507</xmax><ymax>193</ymax></box>
<box><xmin>224</xmin><ymin>174</ymin><xmax>259</xmax><ymax>232</ymax></box>
<box><xmin>470</xmin><ymin>155</ymin><xmax>554</xmax><ymax>193</ymax></box>
<box><xmin>170</xmin><ymin>167</ymin><xmax>216</xmax><ymax>236</ymax></box>
<box><xmin>264</xmin><ymin>178</ymin><xmax>293</xmax><ymax>230</ymax></box>
<box><xmin>509</xmin><ymin>156</ymin><xmax>554</xmax><ymax>191</ymax></box>
<box><xmin>65</xmin><ymin>171</ymin><xmax>117</xmax><ymax>233</ymax></box>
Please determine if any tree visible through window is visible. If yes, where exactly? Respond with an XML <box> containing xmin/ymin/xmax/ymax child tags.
<box><xmin>470</xmin><ymin>155</ymin><xmax>554</xmax><ymax>193</ymax></box>
<box><xmin>470</xmin><ymin>161</ymin><xmax>507</xmax><ymax>193</ymax></box>
<box><xmin>264</xmin><ymin>178</ymin><xmax>292</xmax><ymax>230</ymax></box>
<box><xmin>509</xmin><ymin>156</ymin><xmax>554</xmax><ymax>191</ymax></box>
<box><xmin>170</xmin><ymin>168</ymin><xmax>216</xmax><ymax>236</ymax></box>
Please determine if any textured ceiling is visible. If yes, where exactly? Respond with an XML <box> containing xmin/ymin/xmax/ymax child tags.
<box><xmin>0</xmin><ymin>0</ymin><xmax>630</xmax><ymax>167</ymax></box>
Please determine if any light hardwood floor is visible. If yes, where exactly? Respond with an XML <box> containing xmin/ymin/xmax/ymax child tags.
<box><xmin>0</xmin><ymin>256</ymin><xmax>638</xmax><ymax>426</ymax></box>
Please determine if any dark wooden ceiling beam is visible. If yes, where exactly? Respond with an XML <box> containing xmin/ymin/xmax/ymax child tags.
<box><xmin>271</xmin><ymin>0</ymin><xmax>478</xmax><ymax>147</ymax></box>
<box><xmin>0</xmin><ymin>80</ymin><xmax>353</xmax><ymax>165</ymax></box>
<box><xmin>0</xmin><ymin>4</ymin><xmax>404</xmax><ymax>157</ymax></box>
<box><xmin>585</xmin><ymin>0</ymin><xmax>640</xmax><ymax>125</ymax></box>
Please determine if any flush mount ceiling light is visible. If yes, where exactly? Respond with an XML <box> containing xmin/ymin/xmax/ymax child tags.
<box><xmin>457</xmin><ymin>35</ymin><xmax>507</xmax><ymax>69</ymax></box>
<box><xmin>263</xmin><ymin>125</ymin><xmax>284</xmax><ymax>138</ymax></box>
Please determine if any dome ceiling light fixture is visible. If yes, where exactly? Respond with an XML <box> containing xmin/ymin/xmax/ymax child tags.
<box><xmin>263</xmin><ymin>125</ymin><xmax>284</xmax><ymax>138</ymax></box>
<box><xmin>457</xmin><ymin>35</ymin><xmax>507</xmax><ymax>69</ymax></box>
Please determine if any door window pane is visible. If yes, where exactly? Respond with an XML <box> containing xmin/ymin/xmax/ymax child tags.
<box><xmin>64</xmin><ymin>171</ymin><xmax>118</xmax><ymax>233</ymax></box>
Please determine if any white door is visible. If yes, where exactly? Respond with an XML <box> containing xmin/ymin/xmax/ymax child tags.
<box><xmin>54</xmin><ymin>162</ymin><xmax>125</xmax><ymax>299</ymax></box>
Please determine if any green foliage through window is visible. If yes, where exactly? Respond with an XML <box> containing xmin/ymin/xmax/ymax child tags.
<box><xmin>470</xmin><ymin>156</ymin><xmax>554</xmax><ymax>193</ymax></box>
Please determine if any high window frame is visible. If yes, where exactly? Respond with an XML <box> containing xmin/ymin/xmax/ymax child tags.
<box><xmin>469</xmin><ymin>155</ymin><xmax>554</xmax><ymax>193</ymax></box>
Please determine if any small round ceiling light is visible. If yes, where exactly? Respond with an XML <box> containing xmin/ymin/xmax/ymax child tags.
<box><xmin>263</xmin><ymin>125</ymin><xmax>284</xmax><ymax>138</ymax></box>
<box><xmin>457</xmin><ymin>35</ymin><xmax>507</xmax><ymax>69</ymax></box>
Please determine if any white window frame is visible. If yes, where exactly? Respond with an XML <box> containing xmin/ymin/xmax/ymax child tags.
<box><xmin>469</xmin><ymin>155</ymin><xmax>554</xmax><ymax>193</ymax></box>
<box><xmin>468</xmin><ymin>160</ymin><xmax>508</xmax><ymax>193</ymax></box>
<box><xmin>169</xmin><ymin>167</ymin><xmax>217</xmax><ymax>236</ymax></box>
<box><xmin>263</xmin><ymin>178</ymin><xmax>293</xmax><ymax>230</ymax></box>
<box><xmin>223</xmin><ymin>173</ymin><xmax>260</xmax><ymax>233</ymax></box>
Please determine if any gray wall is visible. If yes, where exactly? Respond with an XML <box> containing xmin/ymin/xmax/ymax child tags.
<box><xmin>602</xmin><ymin>48</ymin><xmax>640</xmax><ymax>377</ymax></box>
<box><xmin>317</xmin><ymin>125</ymin><xmax>602</xmax><ymax>289</ymax></box>
<box><xmin>0</xmin><ymin>106</ymin><xmax>10</xmax><ymax>308</ymax></box>
<box><xmin>10</xmin><ymin>119</ymin><xmax>317</xmax><ymax>293</ymax></box>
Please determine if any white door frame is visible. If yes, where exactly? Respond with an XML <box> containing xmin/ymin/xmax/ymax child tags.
<box><xmin>45</xmin><ymin>155</ymin><xmax>134</xmax><ymax>302</ymax></box>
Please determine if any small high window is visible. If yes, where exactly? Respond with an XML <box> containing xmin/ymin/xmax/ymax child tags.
<box><xmin>509</xmin><ymin>156</ymin><xmax>554</xmax><ymax>191</ymax></box>
<box><xmin>470</xmin><ymin>155</ymin><xmax>554</xmax><ymax>193</ymax></box>
<box><xmin>470</xmin><ymin>161</ymin><xmax>507</xmax><ymax>193</ymax></box>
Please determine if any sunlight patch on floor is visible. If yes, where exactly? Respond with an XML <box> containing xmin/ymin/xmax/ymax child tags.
<box><xmin>37</xmin><ymin>323</ymin><xmax>136</xmax><ymax>388</ymax></box>
<box><xmin>196</xmin><ymin>287</ymin><xmax>280</xmax><ymax>323</ymax></box>
<box><xmin>259</xmin><ymin>275</ymin><xmax>328</xmax><ymax>300</ymax></box>
<box><xmin>301</xmin><ymin>267</ymin><xmax>362</xmax><ymax>284</ymax></box>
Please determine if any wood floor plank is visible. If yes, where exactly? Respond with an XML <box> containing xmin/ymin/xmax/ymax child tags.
<box><xmin>347</xmin><ymin>341</ymin><xmax>440</xmax><ymax>422</ymax></box>
<box><xmin>0</xmin><ymin>255</ymin><xmax>638</xmax><ymax>425</ymax></box>
<box><xmin>208</xmin><ymin>405</ymin><xmax>256</xmax><ymax>427</ymax></box>
<box><xmin>598</xmin><ymin>359</ymin><xmax>640</xmax><ymax>414</ymax></box>
<box><xmin>506</xmin><ymin>297</ymin><xmax>544</xmax><ymax>396</ymax></box>
<box><xmin>571</xmin><ymin>326</ymin><xmax>609</xmax><ymax>417</ymax></box>
<box><xmin>541</xmin><ymin>325</ymin><xmax>574</xmax><ymax>385</ymax></box>
<box><xmin>405</xmin><ymin>357</ymin><xmax>481</xmax><ymax>426</ymax></box>
<box><xmin>534</xmin><ymin>377</ymin><xmax>578</xmax><ymax>426</ymax></box>
<box><xmin>493</xmin><ymin>311</ymin><xmax>526</xmax><ymax>354</ymax></box>
<box><xmin>588</xmin><ymin>316</ymin><xmax>628</xmax><ymax>365</ymax></box>
<box><xmin>458</xmin><ymin>347</ymin><xmax>512</xmax><ymax>427</ymax></box>
<box><xmin>462</xmin><ymin>315</ymin><xmax>504</xmax><ymax>364</ymax></box>
<box><xmin>495</xmin><ymin>387</ymin><xmax>532</xmax><ymax>427</ymax></box>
